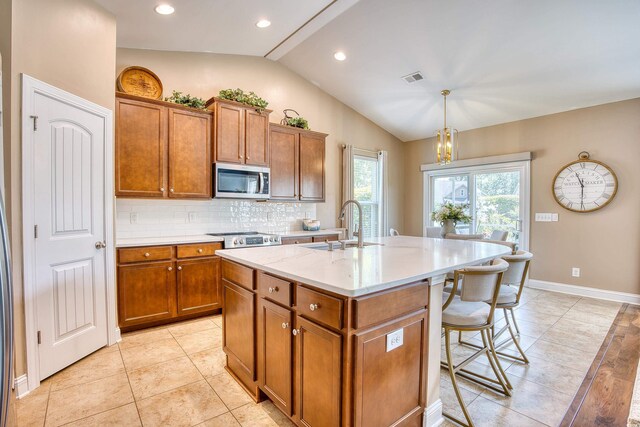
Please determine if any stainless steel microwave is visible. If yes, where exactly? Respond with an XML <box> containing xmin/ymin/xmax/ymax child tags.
<box><xmin>214</xmin><ymin>163</ymin><xmax>270</xmax><ymax>199</ymax></box>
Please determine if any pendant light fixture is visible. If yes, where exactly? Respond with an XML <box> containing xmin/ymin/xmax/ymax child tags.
<box><xmin>435</xmin><ymin>89</ymin><xmax>458</xmax><ymax>164</ymax></box>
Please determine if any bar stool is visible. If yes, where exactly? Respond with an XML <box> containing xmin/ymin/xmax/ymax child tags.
<box><xmin>459</xmin><ymin>251</ymin><xmax>533</xmax><ymax>364</ymax></box>
<box><xmin>490</xmin><ymin>230</ymin><xmax>509</xmax><ymax>241</ymax></box>
<box><xmin>441</xmin><ymin>258</ymin><xmax>511</xmax><ymax>427</ymax></box>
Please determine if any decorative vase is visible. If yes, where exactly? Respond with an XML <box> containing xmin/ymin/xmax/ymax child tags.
<box><xmin>440</xmin><ymin>219</ymin><xmax>457</xmax><ymax>238</ymax></box>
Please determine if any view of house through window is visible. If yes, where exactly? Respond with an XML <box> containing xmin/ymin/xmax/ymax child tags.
<box><xmin>353</xmin><ymin>154</ymin><xmax>380</xmax><ymax>238</ymax></box>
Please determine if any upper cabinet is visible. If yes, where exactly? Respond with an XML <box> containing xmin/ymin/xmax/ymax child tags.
<box><xmin>269</xmin><ymin>124</ymin><xmax>327</xmax><ymax>202</ymax></box>
<box><xmin>207</xmin><ymin>98</ymin><xmax>271</xmax><ymax>167</ymax></box>
<box><xmin>115</xmin><ymin>93</ymin><xmax>212</xmax><ymax>199</ymax></box>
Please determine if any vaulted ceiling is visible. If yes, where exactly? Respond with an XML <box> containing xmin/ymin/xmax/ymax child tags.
<box><xmin>96</xmin><ymin>0</ymin><xmax>640</xmax><ymax>141</ymax></box>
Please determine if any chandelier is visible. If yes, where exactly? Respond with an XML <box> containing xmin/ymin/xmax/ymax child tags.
<box><xmin>435</xmin><ymin>89</ymin><xmax>458</xmax><ymax>164</ymax></box>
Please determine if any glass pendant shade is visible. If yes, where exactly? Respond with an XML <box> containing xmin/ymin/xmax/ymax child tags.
<box><xmin>433</xmin><ymin>89</ymin><xmax>459</xmax><ymax>165</ymax></box>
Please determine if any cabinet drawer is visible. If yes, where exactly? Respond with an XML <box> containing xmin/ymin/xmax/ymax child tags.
<box><xmin>281</xmin><ymin>236</ymin><xmax>313</xmax><ymax>245</ymax></box>
<box><xmin>312</xmin><ymin>234</ymin><xmax>339</xmax><ymax>243</ymax></box>
<box><xmin>353</xmin><ymin>281</ymin><xmax>429</xmax><ymax>329</ymax></box>
<box><xmin>118</xmin><ymin>246</ymin><xmax>173</xmax><ymax>263</ymax></box>
<box><xmin>258</xmin><ymin>272</ymin><xmax>292</xmax><ymax>307</ymax></box>
<box><xmin>177</xmin><ymin>242</ymin><xmax>222</xmax><ymax>259</ymax></box>
<box><xmin>296</xmin><ymin>286</ymin><xmax>343</xmax><ymax>330</ymax></box>
<box><xmin>222</xmin><ymin>259</ymin><xmax>255</xmax><ymax>290</ymax></box>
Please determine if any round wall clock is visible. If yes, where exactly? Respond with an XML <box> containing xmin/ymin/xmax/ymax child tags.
<box><xmin>552</xmin><ymin>152</ymin><xmax>618</xmax><ymax>212</ymax></box>
<box><xmin>116</xmin><ymin>66</ymin><xmax>163</xmax><ymax>99</ymax></box>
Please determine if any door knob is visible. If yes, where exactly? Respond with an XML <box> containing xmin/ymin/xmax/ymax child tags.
<box><xmin>95</xmin><ymin>241</ymin><xmax>106</xmax><ymax>249</ymax></box>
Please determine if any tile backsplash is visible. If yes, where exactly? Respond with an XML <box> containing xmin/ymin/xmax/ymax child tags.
<box><xmin>116</xmin><ymin>199</ymin><xmax>317</xmax><ymax>239</ymax></box>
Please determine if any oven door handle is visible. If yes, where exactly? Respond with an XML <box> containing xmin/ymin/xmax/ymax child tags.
<box><xmin>258</xmin><ymin>172</ymin><xmax>264</xmax><ymax>194</ymax></box>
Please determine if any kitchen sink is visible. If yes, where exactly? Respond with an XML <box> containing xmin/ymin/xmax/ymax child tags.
<box><xmin>306</xmin><ymin>241</ymin><xmax>384</xmax><ymax>251</ymax></box>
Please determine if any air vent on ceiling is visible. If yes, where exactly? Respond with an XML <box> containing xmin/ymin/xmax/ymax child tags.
<box><xmin>402</xmin><ymin>71</ymin><xmax>424</xmax><ymax>84</ymax></box>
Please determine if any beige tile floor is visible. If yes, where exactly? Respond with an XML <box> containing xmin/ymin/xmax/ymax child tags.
<box><xmin>15</xmin><ymin>288</ymin><xmax>621</xmax><ymax>427</ymax></box>
<box><xmin>440</xmin><ymin>287</ymin><xmax>622</xmax><ymax>427</ymax></box>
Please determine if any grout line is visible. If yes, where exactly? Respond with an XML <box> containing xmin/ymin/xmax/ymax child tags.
<box><xmin>116</xmin><ymin>345</ymin><xmax>144</xmax><ymax>426</ymax></box>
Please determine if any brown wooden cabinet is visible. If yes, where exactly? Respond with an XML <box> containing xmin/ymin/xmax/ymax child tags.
<box><xmin>207</xmin><ymin>97</ymin><xmax>271</xmax><ymax>167</ymax></box>
<box><xmin>295</xmin><ymin>316</ymin><xmax>342</xmax><ymax>426</ymax></box>
<box><xmin>269</xmin><ymin>124</ymin><xmax>327</xmax><ymax>202</ymax></box>
<box><xmin>117</xmin><ymin>242</ymin><xmax>222</xmax><ymax>331</ymax></box>
<box><xmin>222</xmin><ymin>259</ymin><xmax>430</xmax><ymax>427</ymax></box>
<box><xmin>115</xmin><ymin>93</ymin><xmax>212</xmax><ymax>199</ymax></box>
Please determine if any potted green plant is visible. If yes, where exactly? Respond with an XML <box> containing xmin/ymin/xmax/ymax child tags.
<box><xmin>280</xmin><ymin>109</ymin><xmax>310</xmax><ymax>130</ymax></box>
<box><xmin>164</xmin><ymin>90</ymin><xmax>206</xmax><ymax>109</ymax></box>
<box><xmin>431</xmin><ymin>202</ymin><xmax>472</xmax><ymax>237</ymax></box>
<box><xmin>218</xmin><ymin>88</ymin><xmax>269</xmax><ymax>111</ymax></box>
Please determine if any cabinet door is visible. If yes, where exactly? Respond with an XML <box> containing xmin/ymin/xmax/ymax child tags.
<box><xmin>295</xmin><ymin>316</ymin><xmax>342</xmax><ymax>427</ymax></box>
<box><xmin>117</xmin><ymin>261</ymin><xmax>176</xmax><ymax>327</ymax></box>
<box><xmin>176</xmin><ymin>257</ymin><xmax>220</xmax><ymax>315</ymax></box>
<box><xmin>259</xmin><ymin>300</ymin><xmax>293</xmax><ymax>415</ymax></box>
<box><xmin>269</xmin><ymin>126</ymin><xmax>299</xmax><ymax>200</ymax></box>
<box><xmin>353</xmin><ymin>312</ymin><xmax>427</xmax><ymax>427</ymax></box>
<box><xmin>168</xmin><ymin>108</ymin><xmax>211</xmax><ymax>198</ymax></box>
<box><xmin>299</xmin><ymin>134</ymin><xmax>325</xmax><ymax>201</ymax></box>
<box><xmin>215</xmin><ymin>102</ymin><xmax>245</xmax><ymax>164</ymax></box>
<box><xmin>223</xmin><ymin>280</ymin><xmax>256</xmax><ymax>380</ymax></box>
<box><xmin>115</xmin><ymin>97</ymin><xmax>167</xmax><ymax>197</ymax></box>
<box><xmin>245</xmin><ymin>110</ymin><xmax>269</xmax><ymax>166</ymax></box>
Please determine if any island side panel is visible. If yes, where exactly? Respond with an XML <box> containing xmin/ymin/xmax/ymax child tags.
<box><xmin>426</xmin><ymin>278</ymin><xmax>444</xmax><ymax>424</ymax></box>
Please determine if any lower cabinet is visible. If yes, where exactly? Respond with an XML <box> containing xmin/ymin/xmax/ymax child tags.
<box><xmin>117</xmin><ymin>261</ymin><xmax>177</xmax><ymax>327</ymax></box>
<box><xmin>117</xmin><ymin>243</ymin><xmax>222</xmax><ymax>331</ymax></box>
<box><xmin>223</xmin><ymin>280</ymin><xmax>256</xmax><ymax>381</ymax></box>
<box><xmin>296</xmin><ymin>316</ymin><xmax>342</xmax><ymax>427</ymax></box>
<box><xmin>258</xmin><ymin>299</ymin><xmax>294</xmax><ymax>415</ymax></box>
<box><xmin>177</xmin><ymin>257</ymin><xmax>221</xmax><ymax>315</ymax></box>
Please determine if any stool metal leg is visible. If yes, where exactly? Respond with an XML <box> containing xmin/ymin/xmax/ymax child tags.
<box><xmin>443</xmin><ymin>328</ymin><xmax>475</xmax><ymax>427</ymax></box>
<box><xmin>485</xmin><ymin>328</ymin><xmax>513</xmax><ymax>391</ymax></box>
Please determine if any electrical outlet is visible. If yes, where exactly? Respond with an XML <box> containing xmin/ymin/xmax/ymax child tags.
<box><xmin>305</xmin><ymin>212</ymin><xmax>312</xmax><ymax>219</ymax></box>
<box><xmin>386</xmin><ymin>328</ymin><xmax>404</xmax><ymax>352</ymax></box>
<box><xmin>572</xmin><ymin>267</ymin><xmax>580</xmax><ymax>277</ymax></box>
<box><xmin>266</xmin><ymin>212</ymin><xmax>273</xmax><ymax>221</ymax></box>
<box><xmin>551</xmin><ymin>213</ymin><xmax>559</xmax><ymax>221</ymax></box>
<box><xmin>130</xmin><ymin>212</ymin><xmax>138</xmax><ymax>224</ymax></box>
<box><xmin>188</xmin><ymin>212</ymin><xmax>197</xmax><ymax>223</ymax></box>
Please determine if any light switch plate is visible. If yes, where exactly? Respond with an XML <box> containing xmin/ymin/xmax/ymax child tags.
<box><xmin>386</xmin><ymin>328</ymin><xmax>404</xmax><ymax>352</ymax></box>
<box><xmin>535</xmin><ymin>213</ymin><xmax>558</xmax><ymax>222</ymax></box>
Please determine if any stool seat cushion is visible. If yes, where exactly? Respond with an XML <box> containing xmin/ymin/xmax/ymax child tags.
<box><xmin>488</xmin><ymin>285</ymin><xmax>518</xmax><ymax>305</ymax></box>
<box><xmin>443</xmin><ymin>295</ymin><xmax>491</xmax><ymax>326</ymax></box>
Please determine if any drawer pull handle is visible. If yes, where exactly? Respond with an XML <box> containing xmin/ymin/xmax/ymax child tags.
<box><xmin>177</xmin><ymin>266</ymin><xmax>182</xmax><ymax>271</ymax></box>
<box><xmin>168</xmin><ymin>267</ymin><xmax>173</xmax><ymax>271</ymax></box>
<box><xmin>281</xmin><ymin>322</ymin><xmax>289</xmax><ymax>329</ymax></box>
<box><xmin>268</xmin><ymin>286</ymin><xmax>279</xmax><ymax>294</ymax></box>
<box><xmin>309</xmin><ymin>303</ymin><xmax>319</xmax><ymax>311</ymax></box>
<box><xmin>198</xmin><ymin>248</ymin><xmax>203</xmax><ymax>253</ymax></box>
<box><xmin>144</xmin><ymin>252</ymin><xmax>150</xmax><ymax>257</ymax></box>
<box><xmin>292</xmin><ymin>329</ymin><xmax>300</xmax><ymax>336</ymax></box>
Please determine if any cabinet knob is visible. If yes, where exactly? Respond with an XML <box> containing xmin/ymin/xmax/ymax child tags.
<box><xmin>170</xmin><ymin>188</ymin><xmax>174</xmax><ymax>193</ymax></box>
<box><xmin>268</xmin><ymin>286</ymin><xmax>279</xmax><ymax>294</ymax></box>
<box><xmin>239</xmin><ymin>155</ymin><xmax>244</xmax><ymax>159</ymax></box>
<box><xmin>177</xmin><ymin>266</ymin><xmax>182</xmax><ymax>271</ymax></box>
<box><xmin>197</xmin><ymin>248</ymin><xmax>203</xmax><ymax>253</ymax></box>
<box><xmin>294</xmin><ymin>241</ymin><xmax>299</xmax><ymax>244</ymax></box>
<box><xmin>309</xmin><ymin>303</ymin><xmax>319</xmax><ymax>311</ymax></box>
<box><xmin>281</xmin><ymin>322</ymin><xmax>289</xmax><ymax>329</ymax></box>
<box><xmin>160</xmin><ymin>187</ymin><xmax>165</xmax><ymax>192</ymax></box>
<box><xmin>292</xmin><ymin>329</ymin><xmax>300</xmax><ymax>336</ymax></box>
<box><xmin>144</xmin><ymin>252</ymin><xmax>150</xmax><ymax>257</ymax></box>
<box><xmin>168</xmin><ymin>267</ymin><xmax>173</xmax><ymax>271</ymax></box>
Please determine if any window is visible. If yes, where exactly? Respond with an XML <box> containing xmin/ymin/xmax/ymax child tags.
<box><xmin>342</xmin><ymin>146</ymin><xmax>388</xmax><ymax>239</ymax></box>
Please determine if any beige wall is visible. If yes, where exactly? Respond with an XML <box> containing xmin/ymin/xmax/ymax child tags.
<box><xmin>404</xmin><ymin>99</ymin><xmax>640</xmax><ymax>295</ymax></box>
<box><xmin>116</xmin><ymin>48</ymin><xmax>405</xmax><ymax>232</ymax></box>
<box><xmin>3</xmin><ymin>0</ymin><xmax>116</xmax><ymax>377</ymax></box>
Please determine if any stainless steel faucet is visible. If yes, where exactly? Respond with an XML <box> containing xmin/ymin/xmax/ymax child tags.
<box><xmin>338</xmin><ymin>199</ymin><xmax>364</xmax><ymax>249</ymax></box>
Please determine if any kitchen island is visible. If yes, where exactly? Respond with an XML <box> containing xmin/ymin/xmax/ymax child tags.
<box><xmin>216</xmin><ymin>236</ymin><xmax>511</xmax><ymax>427</ymax></box>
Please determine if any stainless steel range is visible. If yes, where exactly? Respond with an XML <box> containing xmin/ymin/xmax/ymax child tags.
<box><xmin>207</xmin><ymin>231</ymin><xmax>281</xmax><ymax>249</ymax></box>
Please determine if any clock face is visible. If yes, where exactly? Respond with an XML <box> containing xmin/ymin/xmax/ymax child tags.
<box><xmin>553</xmin><ymin>160</ymin><xmax>617</xmax><ymax>212</ymax></box>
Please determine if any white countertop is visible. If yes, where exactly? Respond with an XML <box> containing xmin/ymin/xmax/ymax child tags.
<box><xmin>216</xmin><ymin>236</ymin><xmax>511</xmax><ymax>297</ymax></box>
<box><xmin>116</xmin><ymin>235</ymin><xmax>224</xmax><ymax>248</ymax></box>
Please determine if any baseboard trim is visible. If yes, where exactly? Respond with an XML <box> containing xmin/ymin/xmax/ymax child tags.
<box><xmin>14</xmin><ymin>374</ymin><xmax>29</xmax><ymax>399</ymax></box>
<box><xmin>424</xmin><ymin>399</ymin><xmax>444</xmax><ymax>427</ymax></box>
<box><xmin>527</xmin><ymin>279</ymin><xmax>640</xmax><ymax>305</ymax></box>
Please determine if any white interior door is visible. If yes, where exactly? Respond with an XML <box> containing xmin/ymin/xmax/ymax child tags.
<box><xmin>30</xmin><ymin>85</ymin><xmax>108</xmax><ymax>380</ymax></box>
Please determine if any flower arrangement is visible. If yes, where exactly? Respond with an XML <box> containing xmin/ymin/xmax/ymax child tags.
<box><xmin>431</xmin><ymin>202</ymin><xmax>472</xmax><ymax>224</ymax></box>
<box><xmin>218</xmin><ymin>88</ymin><xmax>269</xmax><ymax>111</ymax></box>
<box><xmin>164</xmin><ymin>91</ymin><xmax>206</xmax><ymax>109</ymax></box>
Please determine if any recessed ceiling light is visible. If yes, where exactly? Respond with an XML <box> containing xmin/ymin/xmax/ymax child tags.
<box><xmin>334</xmin><ymin>51</ymin><xmax>346</xmax><ymax>61</ymax></box>
<box><xmin>256</xmin><ymin>19</ymin><xmax>271</xmax><ymax>28</ymax></box>
<box><xmin>154</xmin><ymin>4</ymin><xmax>175</xmax><ymax>15</ymax></box>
